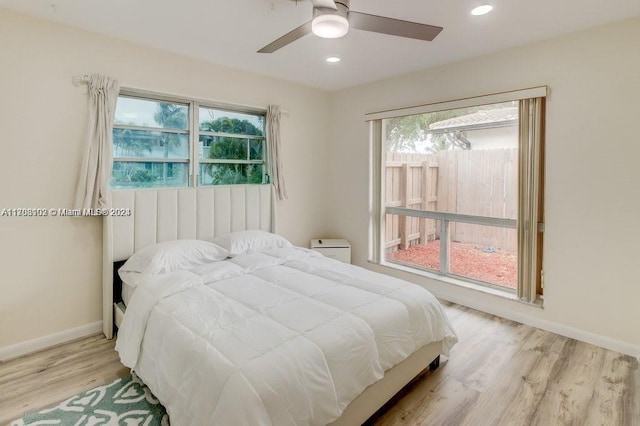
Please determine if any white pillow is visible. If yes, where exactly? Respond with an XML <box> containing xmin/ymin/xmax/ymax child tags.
<box><xmin>118</xmin><ymin>239</ymin><xmax>229</xmax><ymax>281</ymax></box>
<box><xmin>118</xmin><ymin>270</ymin><xmax>149</xmax><ymax>289</ymax></box>
<box><xmin>210</xmin><ymin>230</ymin><xmax>292</xmax><ymax>257</ymax></box>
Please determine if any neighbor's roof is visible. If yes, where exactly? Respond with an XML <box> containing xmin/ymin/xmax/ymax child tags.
<box><xmin>429</xmin><ymin>107</ymin><xmax>518</xmax><ymax>133</ymax></box>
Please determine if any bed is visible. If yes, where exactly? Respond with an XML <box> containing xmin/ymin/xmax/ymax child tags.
<box><xmin>103</xmin><ymin>185</ymin><xmax>457</xmax><ymax>425</ymax></box>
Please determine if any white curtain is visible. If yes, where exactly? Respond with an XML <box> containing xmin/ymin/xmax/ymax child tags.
<box><xmin>74</xmin><ymin>74</ymin><xmax>120</xmax><ymax>210</ymax></box>
<box><xmin>266</xmin><ymin>105</ymin><xmax>287</xmax><ymax>200</ymax></box>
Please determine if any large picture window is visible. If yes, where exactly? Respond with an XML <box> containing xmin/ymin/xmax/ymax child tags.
<box><xmin>369</xmin><ymin>88</ymin><xmax>545</xmax><ymax>302</ymax></box>
<box><xmin>111</xmin><ymin>92</ymin><xmax>266</xmax><ymax>189</ymax></box>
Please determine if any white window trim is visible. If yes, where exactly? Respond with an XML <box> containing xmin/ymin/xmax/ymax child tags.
<box><xmin>365</xmin><ymin>86</ymin><xmax>547</xmax><ymax>121</ymax></box>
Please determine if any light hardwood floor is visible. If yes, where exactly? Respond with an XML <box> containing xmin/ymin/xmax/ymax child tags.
<box><xmin>1</xmin><ymin>302</ymin><xmax>638</xmax><ymax>425</ymax></box>
<box><xmin>0</xmin><ymin>335</ymin><xmax>128</xmax><ymax>425</ymax></box>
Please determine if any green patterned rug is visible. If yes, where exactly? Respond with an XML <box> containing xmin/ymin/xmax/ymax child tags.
<box><xmin>11</xmin><ymin>374</ymin><xmax>169</xmax><ymax>425</ymax></box>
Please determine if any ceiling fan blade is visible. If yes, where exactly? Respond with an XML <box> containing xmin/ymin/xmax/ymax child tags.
<box><xmin>257</xmin><ymin>21</ymin><xmax>313</xmax><ymax>53</ymax></box>
<box><xmin>349</xmin><ymin>11</ymin><xmax>443</xmax><ymax>41</ymax></box>
<box><xmin>311</xmin><ymin>0</ymin><xmax>338</xmax><ymax>10</ymax></box>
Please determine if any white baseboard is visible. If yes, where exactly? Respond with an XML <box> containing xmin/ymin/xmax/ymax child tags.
<box><xmin>0</xmin><ymin>321</ymin><xmax>103</xmax><ymax>361</ymax></box>
<box><xmin>436</xmin><ymin>292</ymin><xmax>640</xmax><ymax>360</ymax></box>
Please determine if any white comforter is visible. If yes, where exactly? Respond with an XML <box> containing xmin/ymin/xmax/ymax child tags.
<box><xmin>116</xmin><ymin>247</ymin><xmax>457</xmax><ymax>426</ymax></box>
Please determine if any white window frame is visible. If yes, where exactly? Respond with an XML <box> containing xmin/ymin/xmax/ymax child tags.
<box><xmin>111</xmin><ymin>89</ymin><xmax>267</xmax><ymax>189</ymax></box>
<box><xmin>368</xmin><ymin>87</ymin><xmax>546</xmax><ymax>303</ymax></box>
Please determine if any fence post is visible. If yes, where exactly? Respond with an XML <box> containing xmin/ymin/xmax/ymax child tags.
<box><xmin>399</xmin><ymin>163</ymin><xmax>410</xmax><ymax>250</ymax></box>
<box><xmin>420</xmin><ymin>161</ymin><xmax>429</xmax><ymax>245</ymax></box>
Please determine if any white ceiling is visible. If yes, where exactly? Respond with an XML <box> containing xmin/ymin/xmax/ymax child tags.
<box><xmin>2</xmin><ymin>0</ymin><xmax>639</xmax><ymax>91</ymax></box>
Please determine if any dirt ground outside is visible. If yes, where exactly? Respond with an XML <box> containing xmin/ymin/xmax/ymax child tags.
<box><xmin>387</xmin><ymin>240</ymin><xmax>517</xmax><ymax>288</ymax></box>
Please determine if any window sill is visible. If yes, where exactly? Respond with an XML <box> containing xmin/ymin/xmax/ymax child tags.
<box><xmin>370</xmin><ymin>259</ymin><xmax>544</xmax><ymax>309</ymax></box>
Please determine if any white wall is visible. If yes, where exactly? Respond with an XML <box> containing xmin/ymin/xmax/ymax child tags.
<box><xmin>469</xmin><ymin>126</ymin><xmax>517</xmax><ymax>150</ymax></box>
<box><xmin>0</xmin><ymin>9</ymin><xmax>330</xmax><ymax>349</ymax></box>
<box><xmin>328</xmin><ymin>17</ymin><xmax>640</xmax><ymax>355</ymax></box>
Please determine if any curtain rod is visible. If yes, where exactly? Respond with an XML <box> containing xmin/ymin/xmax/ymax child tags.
<box><xmin>72</xmin><ymin>74</ymin><xmax>90</xmax><ymax>86</ymax></box>
<box><xmin>71</xmin><ymin>75</ymin><xmax>289</xmax><ymax>116</ymax></box>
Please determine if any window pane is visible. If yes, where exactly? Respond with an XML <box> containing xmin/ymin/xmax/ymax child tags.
<box><xmin>199</xmin><ymin>136</ymin><xmax>248</xmax><ymax>160</ymax></box>
<box><xmin>113</xmin><ymin>129</ymin><xmax>188</xmax><ymax>159</ymax></box>
<box><xmin>448</xmin><ymin>223</ymin><xmax>517</xmax><ymax>289</ymax></box>
<box><xmin>384</xmin><ymin>215</ymin><xmax>441</xmax><ymax>272</ymax></box>
<box><xmin>249</xmin><ymin>139</ymin><xmax>264</xmax><ymax>160</ymax></box>
<box><xmin>199</xmin><ymin>107</ymin><xmax>264</xmax><ymax>136</ymax></box>
<box><xmin>200</xmin><ymin>163</ymin><xmax>264</xmax><ymax>186</ymax></box>
<box><xmin>111</xmin><ymin>162</ymin><xmax>188</xmax><ymax>188</ymax></box>
<box><xmin>114</xmin><ymin>97</ymin><xmax>188</xmax><ymax>130</ymax></box>
<box><xmin>383</xmin><ymin>101</ymin><xmax>518</xmax><ymax>220</ymax></box>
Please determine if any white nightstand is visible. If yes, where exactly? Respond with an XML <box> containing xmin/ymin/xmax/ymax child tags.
<box><xmin>310</xmin><ymin>239</ymin><xmax>351</xmax><ymax>263</ymax></box>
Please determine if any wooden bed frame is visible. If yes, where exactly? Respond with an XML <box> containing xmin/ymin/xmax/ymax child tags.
<box><xmin>102</xmin><ymin>184</ymin><xmax>442</xmax><ymax>425</ymax></box>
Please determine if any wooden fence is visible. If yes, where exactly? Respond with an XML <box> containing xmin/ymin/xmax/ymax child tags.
<box><xmin>385</xmin><ymin>149</ymin><xmax>518</xmax><ymax>252</ymax></box>
<box><xmin>385</xmin><ymin>153</ymin><xmax>439</xmax><ymax>251</ymax></box>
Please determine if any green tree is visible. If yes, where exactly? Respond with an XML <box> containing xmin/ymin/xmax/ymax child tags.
<box><xmin>154</xmin><ymin>103</ymin><xmax>188</xmax><ymax>130</ymax></box>
<box><xmin>113</xmin><ymin>128</ymin><xmax>151</xmax><ymax>157</ymax></box>
<box><xmin>154</xmin><ymin>103</ymin><xmax>188</xmax><ymax>181</ymax></box>
<box><xmin>112</xmin><ymin>127</ymin><xmax>156</xmax><ymax>185</ymax></box>
<box><xmin>385</xmin><ymin>102</ymin><xmax>515</xmax><ymax>153</ymax></box>
<box><xmin>200</xmin><ymin>117</ymin><xmax>264</xmax><ymax>185</ymax></box>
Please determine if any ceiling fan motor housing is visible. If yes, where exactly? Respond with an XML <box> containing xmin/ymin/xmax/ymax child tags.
<box><xmin>312</xmin><ymin>1</ymin><xmax>350</xmax><ymax>38</ymax></box>
<box><xmin>313</xmin><ymin>1</ymin><xmax>349</xmax><ymax>19</ymax></box>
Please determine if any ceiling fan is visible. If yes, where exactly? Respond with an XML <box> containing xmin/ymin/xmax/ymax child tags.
<box><xmin>258</xmin><ymin>0</ymin><xmax>443</xmax><ymax>53</ymax></box>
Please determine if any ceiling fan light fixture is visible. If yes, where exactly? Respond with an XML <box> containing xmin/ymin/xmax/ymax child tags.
<box><xmin>312</xmin><ymin>14</ymin><xmax>349</xmax><ymax>38</ymax></box>
<box><xmin>471</xmin><ymin>5</ymin><xmax>493</xmax><ymax>16</ymax></box>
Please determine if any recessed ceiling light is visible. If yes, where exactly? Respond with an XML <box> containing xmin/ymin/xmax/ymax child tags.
<box><xmin>471</xmin><ymin>5</ymin><xmax>493</xmax><ymax>15</ymax></box>
<box><xmin>326</xmin><ymin>57</ymin><xmax>341</xmax><ymax>63</ymax></box>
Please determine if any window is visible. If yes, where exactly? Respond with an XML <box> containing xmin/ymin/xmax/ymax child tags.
<box><xmin>198</xmin><ymin>107</ymin><xmax>265</xmax><ymax>185</ymax></box>
<box><xmin>111</xmin><ymin>92</ymin><xmax>266</xmax><ymax>189</ymax></box>
<box><xmin>368</xmin><ymin>88</ymin><xmax>545</xmax><ymax>303</ymax></box>
<box><xmin>112</xmin><ymin>97</ymin><xmax>190</xmax><ymax>188</ymax></box>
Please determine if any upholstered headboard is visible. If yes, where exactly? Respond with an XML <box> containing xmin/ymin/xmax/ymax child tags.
<box><xmin>102</xmin><ymin>184</ymin><xmax>276</xmax><ymax>338</ymax></box>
